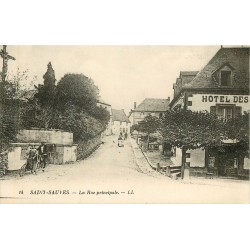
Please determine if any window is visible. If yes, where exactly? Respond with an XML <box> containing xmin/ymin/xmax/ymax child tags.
<box><xmin>120</xmin><ymin>121</ymin><xmax>122</xmax><ymax>125</ymax></box>
<box><xmin>210</xmin><ymin>105</ymin><xmax>242</xmax><ymax>121</ymax></box>
<box><xmin>217</xmin><ymin>106</ymin><xmax>233</xmax><ymax>121</ymax></box>
<box><xmin>220</xmin><ymin>71</ymin><xmax>231</xmax><ymax>86</ymax></box>
<box><xmin>159</xmin><ymin>113</ymin><xmax>163</xmax><ymax>118</ymax></box>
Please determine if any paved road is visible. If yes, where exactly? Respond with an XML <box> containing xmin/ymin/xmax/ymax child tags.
<box><xmin>0</xmin><ymin>135</ymin><xmax>249</xmax><ymax>203</ymax></box>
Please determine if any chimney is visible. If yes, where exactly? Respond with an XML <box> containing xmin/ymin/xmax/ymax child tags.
<box><xmin>134</xmin><ymin>102</ymin><xmax>137</xmax><ymax>109</ymax></box>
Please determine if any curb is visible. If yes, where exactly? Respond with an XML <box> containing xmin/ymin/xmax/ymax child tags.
<box><xmin>129</xmin><ymin>138</ymin><xmax>162</xmax><ymax>177</ymax></box>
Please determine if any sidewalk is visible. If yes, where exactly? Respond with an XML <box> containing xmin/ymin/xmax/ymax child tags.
<box><xmin>129</xmin><ymin>138</ymin><xmax>162</xmax><ymax>178</ymax></box>
<box><xmin>130</xmin><ymin>138</ymin><xmax>250</xmax><ymax>188</ymax></box>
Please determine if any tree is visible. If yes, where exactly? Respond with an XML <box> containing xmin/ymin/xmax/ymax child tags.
<box><xmin>54</xmin><ymin>74</ymin><xmax>99</xmax><ymax>112</ymax></box>
<box><xmin>160</xmin><ymin>109</ymin><xmax>224</xmax><ymax>178</ymax></box>
<box><xmin>222</xmin><ymin>112</ymin><xmax>249</xmax><ymax>157</ymax></box>
<box><xmin>223</xmin><ymin>112</ymin><xmax>249</xmax><ymax>145</ymax></box>
<box><xmin>50</xmin><ymin>73</ymin><xmax>109</xmax><ymax>142</ymax></box>
<box><xmin>130</xmin><ymin>124</ymin><xmax>140</xmax><ymax>134</ymax></box>
<box><xmin>137</xmin><ymin>114</ymin><xmax>160</xmax><ymax>149</ymax></box>
<box><xmin>0</xmin><ymin>80</ymin><xmax>22</xmax><ymax>151</ymax></box>
<box><xmin>0</xmin><ymin>68</ymin><xmax>41</xmax><ymax>151</ymax></box>
<box><xmin>32</xmin><ymin>62</ymin><xmax>57</xmax><ymax>129</ymax></box>
<box><xmin>90</xmin><ymin>105</ymin><xmax>110</xmax><ymax>128</ymax></box>
<box><xmin>52</xmin><ymin>105</ymin><xmax>106</xmax><ymax>142</ymax></box>
<box><xmin>43</xmin><ymin>62</ymin><xmax>56</xmax><ymax>87</ymax></box>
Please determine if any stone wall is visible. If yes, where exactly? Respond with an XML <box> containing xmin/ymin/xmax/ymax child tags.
<box><xmin>17</xmin><ymin>129</ymin><xmax>73</xmax><ymax>145</ymax></box>
<box><xmin>7</xmin><ymin>143</ymin><xmax>78</xmax><ymax>170</ymax></box>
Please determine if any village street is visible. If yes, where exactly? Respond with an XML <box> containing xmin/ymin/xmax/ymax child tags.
<box><xmin>0</xmin><ymin>135</ymin><xmax>249</xmax><ymax>204</ymax></box>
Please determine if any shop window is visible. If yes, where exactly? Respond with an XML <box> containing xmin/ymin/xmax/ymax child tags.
<box><xmin>220</xmin><ymin>71</ymin><xmax>232</xmax><ymax>86</ymax></box>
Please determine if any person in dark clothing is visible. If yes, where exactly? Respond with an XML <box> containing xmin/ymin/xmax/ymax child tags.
<box><xmin>37</xmin><ymin>142</ymin><xmax>48</xmax><ymax>171</ymax></box>
<box><xmin>118</xmin><ymin>132</ymin><xmax>124</xmax><ymax>147</ymax></box>
<box><xmin>124</xmin><ymin>132</ymin><xmax>128</xmax><ymax>140</ymax></box>
<box><xmin>27</xmin><ymin>145</ymin><xmax>38</xmax><ymax>174</ymax></box>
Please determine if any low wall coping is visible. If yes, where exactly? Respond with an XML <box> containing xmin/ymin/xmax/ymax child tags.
<box><xmin>9</xmin><ymin>143</ymin><xmax>78</xmax><ymax>147</ymax></box>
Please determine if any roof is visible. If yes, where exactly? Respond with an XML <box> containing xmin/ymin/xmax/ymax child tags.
<box><xmin>133</xmin><ymin>98</ymin><xmax>170</xmax><ymax>112</ymax></box>
<box><xmin>112</xmin><ymin>109</ymin><xmax>130</xmax><ymax>123</ymax></box>
<box><xmin>185</xmin><ymin>47</ymin><xmax>249</xmax><ymax>89</ymax></box>
<box><xmin>97</xmin><ymin>98</ymin><xmax>111</xmax><ymax>106</ymax></box>
<box><xmin>179</xmin><ymin>71</ymin><xmax>199</xmax><ymax>86</ymax></box>
<box><xmin>180</xmin><ymin>71</ymin><xmax>199</xmax><ymax>76</ymax></box>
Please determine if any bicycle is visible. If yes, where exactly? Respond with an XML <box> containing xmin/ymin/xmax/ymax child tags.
<box><xmin>37</xmin><ymin>153</ymin><xmax>47</xmax><ymax>172</ymax></box>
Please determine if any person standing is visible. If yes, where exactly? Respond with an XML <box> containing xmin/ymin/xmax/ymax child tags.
<box><xmin>27</xmin><ymin>145</ymin><xmax>38</xmax><ymax>174</ymax></box>
<box><xmin>37</xmin><ymin>142</ymin><xmax>48</xmax><ymax>172</ymax></box>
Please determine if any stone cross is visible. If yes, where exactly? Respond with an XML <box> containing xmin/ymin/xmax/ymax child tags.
<box><xmin>0</xmin><ymin>45</ymin><xmax>15</xmax><ymax>82</ymax></box>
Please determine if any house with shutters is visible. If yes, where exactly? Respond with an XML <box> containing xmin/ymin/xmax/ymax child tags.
<box><xmin>169</xmin><ymin>47</ymin><xmax>250</xmax><ymax>178</ymax></box>
<box><xmin>129</xmin><ymin>98</ymin><xmax>170</xmax><ymax>126</ymax></box>
<box><xmin>111</xmin><ymin>109</ymin><xmax>131</xmax><ymax>135</ymax></box>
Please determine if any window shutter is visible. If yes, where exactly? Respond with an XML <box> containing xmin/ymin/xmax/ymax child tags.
<box><xmin>235</xmin><ymin>106</ymin><xmax>242</xmax><ymax>118</ymax></box>
<box><xmin>210</xmin><ymin>106</ymin><xmax>216</xmax><ymax>115</ymax></box>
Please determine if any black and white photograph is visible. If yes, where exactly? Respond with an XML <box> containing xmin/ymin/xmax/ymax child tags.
<box><xmin>1</xmin><ymin>1</ymin><xmax>250</xmax><ymax>250</ymax></box>
<box><xmin>0</xmin><ymin>45</ymin><xmax>249</xmax><ymax>204</ymax></box>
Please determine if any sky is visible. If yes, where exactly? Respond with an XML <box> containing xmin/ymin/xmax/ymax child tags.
<box><xmin>5</xmin><ymin>45</ymin><xmax>220</xmax><ymax>114</ymax></box>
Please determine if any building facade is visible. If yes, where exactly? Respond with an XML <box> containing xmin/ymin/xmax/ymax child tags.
<box><xmin>169</xmin><ymin>47</ymin><xmax>250</xmax><ymax>177</ymax></box>
<box><xmin>129</xmin><ymin>98</ymin><xmax>170</xmax><ymax>125</ymax></box>
<box><xmin>111</xmin><ymin>109</ymin><xmax>131</xmax><ymax>135</ymax></box>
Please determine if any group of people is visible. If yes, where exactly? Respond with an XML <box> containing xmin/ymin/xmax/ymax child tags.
<box><xmin>117</xmin><ymin>131</ymin><xmax>128</xmax><ymax>147</ymax></box>
<box><xmin>118</xmin><ymin>131</ymin><xmax>128</xmax><ymax>141</ymax></box>
<box><xmin>26</xmin><ymin>142</ymin><xmax>48</xmax><ymax>174</ymax></box>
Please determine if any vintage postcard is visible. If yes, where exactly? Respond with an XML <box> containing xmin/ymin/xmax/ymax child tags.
<box><xmin>0</xmin><ymin>45</ymin><xmax>249</xmax><ymax>204</ymax></box>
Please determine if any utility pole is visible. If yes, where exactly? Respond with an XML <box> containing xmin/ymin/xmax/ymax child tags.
<box><xmin>0</xmin><ymin>45</ymin><xmax>15</xmax><ymax>82</ymax></box>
